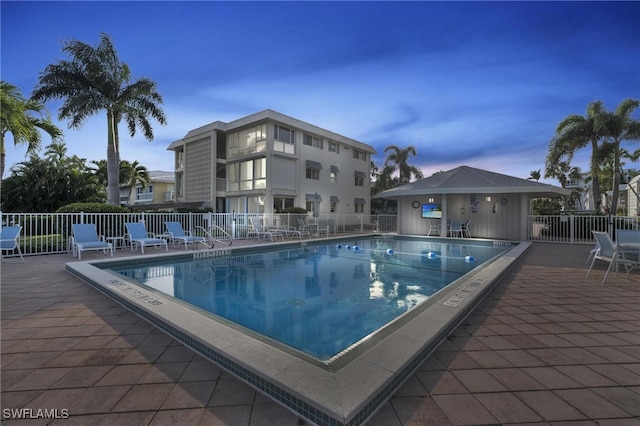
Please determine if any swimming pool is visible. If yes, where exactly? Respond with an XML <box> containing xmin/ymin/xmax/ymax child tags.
<box><xmin>109</xmin><ymin>237</ymin><xmax>508</xmax><ymax>362</ymax></box>
<box><xmin>67</xmin><ymin>235</ymin><xmax>529</xmax><ymax>426</ymax></box>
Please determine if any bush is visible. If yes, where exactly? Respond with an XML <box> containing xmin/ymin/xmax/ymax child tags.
<box><xmin>56</xmin><ymin>203</ymin><xmax>131</xmax><ymax>213</ymax></box>
<box><xmin>280</xmin><ymin>207</ymin><xmax>308</xmax><ymax>214</ymax></box>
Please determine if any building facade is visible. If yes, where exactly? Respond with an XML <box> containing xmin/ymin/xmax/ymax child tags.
<box><xmin>167</xmin><ymin>110</ymin><xmax>376</xmax><ymax>215</ymax></box>
<box><xmin>119</xmin><ymin>170</ymin><xmax>175</xmax><ymax>209</ymax></box>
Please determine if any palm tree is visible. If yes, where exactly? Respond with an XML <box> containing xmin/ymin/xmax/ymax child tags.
<box><xmin>546</xmin><ymin>101</ymin><xmax>605</xmax><ymax>212</ymax></box>
<box><xmin>596</xmin><ymin>99</ymin><xmax>640</xmax><ymax>216</ymax></box>
<box><xmin>383</xmin><ymin>144</ymin><xmax>424</xmax><ymax>185</ymax></box>
<box><xmin>528</xmin><ymin>169</ymin><xmax>541</xmax><ymax>182</ymax></box>
<box><xmin>31</xmin><ymin>33</ymin><xmax>167</xmax><ymax>205</ymax></box>
<box><xmin>121</xmin><ymin>160</ymin><xmax>150</xmax><ymax>203</ymax></box>
<box><xmin>0</xmin><ymin>81</ymin><xmax>62</xmax><ymax>179</ymax></box>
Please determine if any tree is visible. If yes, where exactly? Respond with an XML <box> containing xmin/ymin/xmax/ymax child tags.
<box><xmin>31</xmin><ymin>33</ymin><xmax>167</xmax><ymax>205</ymax></box>
<box><xmin>383</xmin><ymin>144</ymin><xmax>424</xmax><ymax>185</ymax></box>
<box><xmin>0</xmin><ymin>81</ymin><xmax>62</xmax><ymax>179</ymax></box>
<box><xmin>596</xmin><ymin>99</ymin><xmax>640</xmax><ymax>216</ymax></box>
<box><xmin>121</xmin><ymin>160</ymin><xmax>150</xmax><ymax>203</ymax></box>
<box><xmin>528</xmin><ymin>169</ymin><xmax>541</xmax><ymax>182</ymax></box>
<box><xmin>1</xmin><ymin>142</ymin><xmax>104</xmax><ymax>212</ymax></box>
<box><xmin>546</xmin><ymin>101</ymin><xmax>605</xmax><ymax>212</ymax></box>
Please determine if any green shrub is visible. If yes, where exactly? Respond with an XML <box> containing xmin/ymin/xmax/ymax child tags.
<box><xmin>56</xmin><ymin>203</ymin><xmax>131</xmax><ymax>213</ymax></box>
<box><xmin>280</xmin><ymin>207</ymin><xmax>308</xmax><ymax>214</ymax></box>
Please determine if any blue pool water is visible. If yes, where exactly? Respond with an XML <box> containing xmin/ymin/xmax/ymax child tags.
<box><xmin>110</xmin><ymin>237</ymin><xmax>510</xmax><ymax>360</ymax></box>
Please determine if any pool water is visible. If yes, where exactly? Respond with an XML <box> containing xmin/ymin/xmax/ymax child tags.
<box><xmin>110</xmin><ymin>237</ymin><xmax>509</xmax><ymax>361</ymax></box>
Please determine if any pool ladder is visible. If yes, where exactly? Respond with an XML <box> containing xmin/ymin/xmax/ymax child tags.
<box><xmin>195</xmin><ymin>225</ymin><xmax>233</xmax><ymax>248</ymax></box>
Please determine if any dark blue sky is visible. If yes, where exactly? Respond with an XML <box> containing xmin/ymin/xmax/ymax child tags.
<box><xmin>2</xmin><ymin>1</ymin><xmax>639</xmax><ymax>183</ymax></box>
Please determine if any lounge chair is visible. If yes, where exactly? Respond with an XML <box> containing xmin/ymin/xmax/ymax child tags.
<box><xmin>449</xmin><ymin>220</ymin><xmax>464</xmax><ymax>237</ymax></box>
<box><xmin>587</xmin><ymin>231</ymin><xmax>636</xmax><ymax>283</ymax></box>
<box><xmin>248</xmin><ymin>217</ymin><xmax>282</xmax><ymax>241</ymax></box>
<box><xmin>165</xmin><ymin>221</ymin><xmax>206</xmax><ymax>249</ymax></box>
<box><xmin>71</xmin><ymin>224</ymin><xmax>113</xmax><ymax>260</ymax></box>
<box><xmin>462</xmin><ymin>220</ymin><xmax>471</xmax><ymax>238</ymax></box>
<box><xmin>125</xmin><ymin>222</ymin><xmax>168</xmax><ymax>253</ymax></box>
<box><xmin>1</xmin><ymin>225</ymin><xmax>25</xmax><ymax>262</ymax></box>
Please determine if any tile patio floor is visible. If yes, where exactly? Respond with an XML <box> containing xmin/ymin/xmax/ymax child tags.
<box><xmin>1</xmin><ymin>241</ymin><xmax>639</xmax><ymax>425</ymax></box>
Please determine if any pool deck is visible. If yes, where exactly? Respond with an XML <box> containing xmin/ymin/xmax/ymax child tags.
<box><xmin>1</xmin><ymin>239</ymin><xmax>639</xmax><ymax>425</ymax></box>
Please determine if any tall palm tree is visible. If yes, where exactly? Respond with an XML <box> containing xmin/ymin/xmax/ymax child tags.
<box><xmin>528</xmin><ymin>169</ymin><xmax>541</xmax><ymax>182</ymax></box>
<box><xmin>383</xmin><ymin>144</ymin><xmax>424</xmax><ymax>185</ymax></box>
<box><xmin>545</xmin><ymin>101</ymin><xmax>605</xmax><ymax>212</ymax></box>
<box><xmin>31</xmin><ymin>33</ymin><xmax>167</xmax><ymax>205</ymax></box>
<box><xmin>596</xmin><ymin>99</ymin><xmax>640</xmax><ymax>216</ymax></box>
<box><xmin>0</xmin><ymin>81</ymin><xmax>62</xmax><ymax>179</ymax></box>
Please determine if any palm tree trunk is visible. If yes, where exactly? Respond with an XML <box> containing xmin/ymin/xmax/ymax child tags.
<box><xmin>106</xmin><ymin>111</ymin><xmax>120</xmax><ymax>205</ymax></box>
<box><xmin>589</xmin><ymin>140</ymin><xmax>602</xmax><ymax>212</ymax></box>
<box><xmin>610</xmin><ymin>142</ymin><xmax>621</xmax><ymax>216</ymax></box>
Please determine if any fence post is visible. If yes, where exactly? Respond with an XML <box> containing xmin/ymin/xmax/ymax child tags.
<box><xmin>569</xmin><ymin>214</ymin><xmax>575</xmax><ymax>244</ymax></box>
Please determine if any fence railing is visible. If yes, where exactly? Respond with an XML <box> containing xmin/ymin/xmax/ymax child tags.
<box><xmin>527</xmin><ymin>215</ymin><xmax>639</xmax><ymax>244</ymax></box>
<box><xmin>1</xmin><ymin>211</ymin><xmax>397</xmax><ymax>258</ymax></box>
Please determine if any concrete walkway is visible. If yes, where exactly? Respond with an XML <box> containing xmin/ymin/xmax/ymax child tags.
<box><xmin>1</xmin><ymin>242</ymin><xmax>639</xmax><ymax>425</ymax></box>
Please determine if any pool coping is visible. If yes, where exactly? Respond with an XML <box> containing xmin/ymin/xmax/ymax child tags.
<box><xmin>66</xmin><ymin>235</ymin><xmax>530</xmax><ymax>426</ymax></box>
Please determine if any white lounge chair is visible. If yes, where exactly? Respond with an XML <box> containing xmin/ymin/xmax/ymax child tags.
<box><xmin>1</xmin><ymin>225</ymin><xmax>25</xmax><ymax>262</ymax></box>
<box><xmin>165</xmin><ymin>221</ymin><xmax>206</xmax><ymax>249</ymax></box>
<box><xmin>248</xmin><ymin>217</ymin><xmax>282</xmax><ymax>241</ymax></box>
<box><xmin>71</xmin><ymin>224</ymin><xmax>113</xmax><ymax>260</ymax></box>
<box><xmin>125</xmin><ymin>222</ymin><xmax>168</xmax><ymax>253</ymax></box>
<box><xmin>427</xmin><ymin>219</ymin><xmax>440</xmax><ymax>236</ymax></box>
<box><xmin>449</xmin><ymin>220</ymin><xmax>464</xmax><ymax>237</ymax></box>
<box><xmin>587</xmin><ymin>231</ymin><xmax>636</xmax><ymax>283</ymax></box>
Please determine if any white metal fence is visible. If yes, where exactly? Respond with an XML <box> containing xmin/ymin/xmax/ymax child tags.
<box><xmin>1</xmin><ymin>211</ymin><xmax>397</xmax><ymax>257</ymax></box>
<box><xmin>527</xmin><ymin>215</ymin><xmax>639</xmax><ymax>244</ymax></box>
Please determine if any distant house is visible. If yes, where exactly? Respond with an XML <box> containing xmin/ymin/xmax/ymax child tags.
<box><xmin>167</xmin><ymin>110</ymin><xmax>376</xmax><ymax>215</ymax></box>
<box><xmin>627</xmin><ymin>174</ymin><xmax>640</xmax><ymax>217</ymax></box>
<box><xmin>376</xmin><ymin>166</ymin><xmax>570</xmax><ymax>240</ymax></box>
<box><xmin>119</xmin><ymin>170</ymin><xmax>175</xmax><ymax>209</ymax></box>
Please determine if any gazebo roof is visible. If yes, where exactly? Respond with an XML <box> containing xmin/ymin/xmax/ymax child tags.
<box><xmin>376</xmin><ymin>166</ymin><xmax>571</xmax><ymax>198</ymax></box>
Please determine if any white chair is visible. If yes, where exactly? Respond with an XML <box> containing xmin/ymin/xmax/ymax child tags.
<box><xmin>427</xmin><ymin>220</ymin><xmax>441</xmax><ymax>236</ymax></box>
<box><xmin>449</xmin><ymin>220</ymin><xmax>464</xmax><ymax>237</ymax></box>
<box><xmin>461</xmin><ymin>220</ymin><xmax>471</xmax><ymax>238</ymax></box>
<box><xmin>1</xmin><ymin>225</ymin><xmax>25</xmax><ymax>262</ymax></box>
<box><xmin>587</xmin><ymin>231</ymin><xmax>636</xmax><ymax>283</ymax></box>
<box><xmin>248</xmin><ymin>218</ymin><xmax>282</xmax><ymax>241</ymax></box>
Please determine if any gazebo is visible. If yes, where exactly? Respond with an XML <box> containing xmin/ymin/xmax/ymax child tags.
<box><xmin>376</xmin><ymin>165</ymin><xmax>570</xmax><ymax>240</ymax></box>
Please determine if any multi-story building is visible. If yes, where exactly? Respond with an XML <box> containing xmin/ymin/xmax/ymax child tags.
<box><xmin>119</xmin><ymin>170</ymin><xmax>175</xmax><ymax>209</ymax></box>
<box><xmin>167</xmin><ymin>110</ymin><xmax>376</xmax><ymax>214</ymax></box>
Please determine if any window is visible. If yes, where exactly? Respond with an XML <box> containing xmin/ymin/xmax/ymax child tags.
<box><xmin>330</xmin><ymin>196</ymin><xmax>339</xmax><ymax>213</ymax></box>
<box><xmin>274</xmin><ymin>125</ymin><xmax>295</xmax><ymax>154</ymax></box>
<box><xmin>305</xmin><ymin>200</ymin><xmax>314</xmax><ymax>212</ymax></box>
<box><xmin>228</xmin><ymin>158</ymin><xmax>266</xmax><ymax>191</ymax></box>
<box><xmin>353</xmin><ymin>149</ymin><xmax>366</xmax><ymax>161</ymax></box>
<box><xmin>328</xmin><ymin>141</ymin><xmax>339</xmax><ymax>153</ymax></box>
<box><xmin>228</xmin><ymin>124</ymin><xmax>267</xmax><ymax>157</ymax></box>
<box><xmin>136</xmin><ymin>185</ymin><xmax>154</xmax><ymax>202</ymax></box>
<box><xmin>273</xmin><ymin>197</ymin><xmax>294</xmax><ymax>212</ymax></box>
<box><xmin>354</xmin><ymin>171</ymin><xmax>365</xmax><ymax>187</ymax></box>
<box><xmin>306</xmin><ymin>168</ymin><xmax>320</xmax><ymax>180</ymax></box>
<box><xmin>330</xmin><ymin>165</ymin><xmax>339</xmax><ymax>183</ymax></box>
<box><xmin>303</xmin><ymin>134</ymin><xmax>323</xmax><ymax>149</ymax></box>
<box><xmin>354</xmin><ymin>198</ymin><xmax>366</xmax><ymax>213</ymax></box>
<box><xmin>306</xmin><ymin>160</ymin><xmax>322</xmax><ymax>181</ymax></box>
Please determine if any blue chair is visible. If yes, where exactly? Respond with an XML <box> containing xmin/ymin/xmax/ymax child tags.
<box><xmin>164</xmin><ymin>221</ymin><xmax>205</xmax><ymax>249</ymax></box>
<box><xmin>1</xmin><ymin>225</ymin><xmax>25</xmax><ymax>262</ymax></box>
<box><xmin>71</xmin><ymin>224</ymin><xmax>113</xmax><ymax>260</ymax></box>
<box><xmin>125</xmin><ymin>222</ymin><xmax>168</xmax><ymax>253</ymax></box>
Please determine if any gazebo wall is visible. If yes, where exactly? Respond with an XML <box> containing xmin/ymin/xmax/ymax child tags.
<box><xmin>396</xmin><ymin>193</ymin><xmax>527</xmax><ymax>240</ymax></box>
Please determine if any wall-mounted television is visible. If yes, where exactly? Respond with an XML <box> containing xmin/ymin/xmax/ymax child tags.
<box><xmin>421</xmin><ymin>203</ymin><xmax>442</xmax><ymax>218</ymax></box>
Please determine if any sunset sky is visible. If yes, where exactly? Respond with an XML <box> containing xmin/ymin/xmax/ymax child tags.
<box><xmin>2</xmin><ymin>1</ymin><xmax>639</xmax><ymax>184</ymax></box>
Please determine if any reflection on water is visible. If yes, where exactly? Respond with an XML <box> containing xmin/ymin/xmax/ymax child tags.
<box><xmin>113</xmin><ymin>238</ymin><xmax>508</xmax><ymax>360</ymax></box>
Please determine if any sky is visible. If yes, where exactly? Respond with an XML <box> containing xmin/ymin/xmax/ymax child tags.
<box><xmin>2</xmin><ymin>1</ymin><xmax>639</xmax><ymax>185</ymax></box>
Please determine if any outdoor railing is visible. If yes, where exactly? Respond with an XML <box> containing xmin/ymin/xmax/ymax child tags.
<box><xmin>526</xmin><ymin>214</ymin><xmax>639</xmax><ymax>244</ymax></box>
<box><xmin>0</xmin><ymin>211</ymin><xmax>397</xmax><ymax>258</ymax></box>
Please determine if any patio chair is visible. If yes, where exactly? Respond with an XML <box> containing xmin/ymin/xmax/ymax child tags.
<box><xmin>71</xmin><ymin>224</ymin><xmax>113</xmax><ymax>260</ymax></box>
<box><xmin>449</xmin><ymin>220</ymin><xmax>464</xmax><ymax>237</ymax></box>
<box><xmin>461</xmin><ymin>220</ymin><xmax>471</xmax><ymax>238</ymax></box>
<box><xmin>587</xmin><ymin>231</ymin><xmax>636</xmax><ymax>284</ymax></box>
<box><xmin>427</xmin><ymin>219</ymin><xmax>440</xmax><ymax>236</ymax></box>
<box><xmin>1</xmin><ymin>225</ymin><xmax>25</xmax><ymax>262</ymax></box>
<box><xmin>248</xmin><ymin>217</ymin><xmax>283</xmax><ymax>241</ymax></box>
<box><xmin>125</xmin><ymin>222</ymin><xmax>168</xmax><ymax>254</ymax></box>
<box><xmin>165</xmin><ymin>221</ymin><xmax>206</xmax><ymax>249</ymax></box>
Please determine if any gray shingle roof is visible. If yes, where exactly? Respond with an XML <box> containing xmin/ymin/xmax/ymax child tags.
<box><xmin>376</xmin><ymin>166</ymin><xmax>571</xmax><ymax>198</ymax></box>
